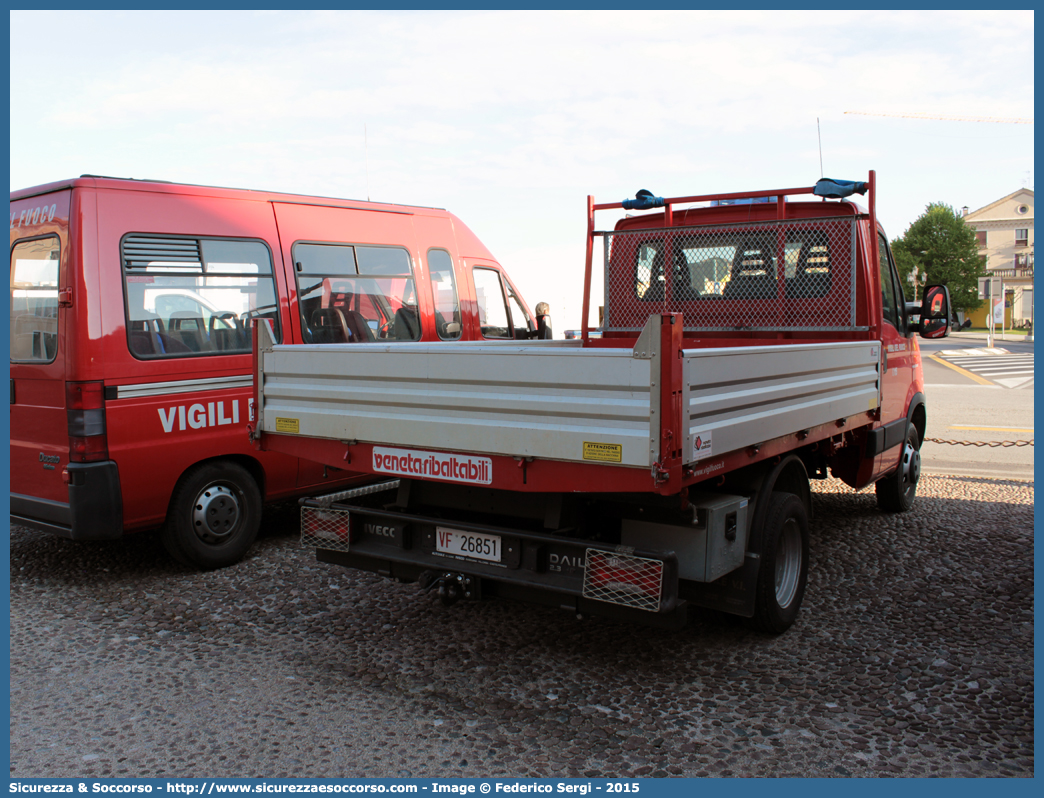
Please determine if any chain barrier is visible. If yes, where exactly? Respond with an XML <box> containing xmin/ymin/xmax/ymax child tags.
<box><xmin>926</xmin><ymin>438</ymin><xmax>1034</xmax><ymax>448</ymax></box>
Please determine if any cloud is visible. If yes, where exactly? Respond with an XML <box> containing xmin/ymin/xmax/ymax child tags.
<box><xmin>11</xmin><ymin>10</ymin><xmax>1034</xmax><ymax>326</ymax></box>
<box><xmin>21</xmin><ymin>11</ymin><xmax>1033</xmax><ymax>153</ymax></box>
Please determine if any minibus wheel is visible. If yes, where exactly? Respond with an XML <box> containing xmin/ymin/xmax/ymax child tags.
<box><xmin>162</xmin><ymin>461</ymin><xmax>262</xmax><ymax>570</ymax></box>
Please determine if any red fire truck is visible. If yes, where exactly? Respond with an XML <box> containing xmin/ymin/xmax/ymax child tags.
<box><xmin>10</xmin><ymin>176</ymin><xmax>543</xmax><ymax>569</ymax></box>
<box><xmin>250</xmin><ymin>171</ymin><xmax>950</xmax><ymax>632</ymax></box>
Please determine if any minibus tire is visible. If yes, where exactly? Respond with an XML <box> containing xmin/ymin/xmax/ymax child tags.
<box><xmin>162</xmin><ymin>461</ymin><xmax>262</xmax><ymax>570</ymax></box>
<box><xmin>748</xmin><ymin>492</ymin><xmax>809</xmax><ymax>634</ymax></box>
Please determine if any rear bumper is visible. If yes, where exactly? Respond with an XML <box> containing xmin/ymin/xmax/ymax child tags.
<box><xmin>11</xmin><ymin>461</ymin><xmax>123</xmax><ymax>540</ymax></box>
<box><xmin>301</xmin><ymin>500</ymin><xmax>686</xmax><ymax>629</ymax></box>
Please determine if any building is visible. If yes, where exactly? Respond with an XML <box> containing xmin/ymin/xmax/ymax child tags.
<box><xmin>962</xmin><ymin>188</ymin><xmax>1034</xmax><ymax>328</ymax></box>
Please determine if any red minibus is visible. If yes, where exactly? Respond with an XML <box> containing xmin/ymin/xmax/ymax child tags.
<box><xmin>10</xmin><ymin>176</ymin><xmax>544</xmax><ymax>568</ymax></box>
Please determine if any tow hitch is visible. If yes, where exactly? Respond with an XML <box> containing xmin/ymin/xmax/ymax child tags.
<box><xmin>420</xmin><ymin>570</ymin><xmax>481</xmax><ymax>606</ymax></box>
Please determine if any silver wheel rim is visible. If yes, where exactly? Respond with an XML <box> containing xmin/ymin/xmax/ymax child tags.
<box><xmin>192</xmin><ymin>484</ymin><xmax>241</xmax><ymax>545</ymax></box>
<box><xmin>900</xmin><ymin>440</ymin><xmax>921</xmax><ymax>496</ymax></box>
<box><xmin>775</xmin><ymin>518</ymin><xmax>802</xmax><ymax>609</ymax></box>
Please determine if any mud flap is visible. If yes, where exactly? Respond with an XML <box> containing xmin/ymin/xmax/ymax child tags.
<box><xmin>680</xmin><ymin>552</ymin><xmax>760</xmax><ymax>618</ymax></box>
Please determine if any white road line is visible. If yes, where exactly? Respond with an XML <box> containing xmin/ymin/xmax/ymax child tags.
<box><xmin>996</xmin><ymin>377</ymin><xmax>1034</xmax><ymax>389</ymax></box>
<box><xmin>939</xmin><ymin>355</ymin><xmax>1033</xmax><ymax>364</ymax></box>
<box><xmin>945</xmin><ymin>357</ymin><xmax>1034</xmax><ymax>365</ymax></box>
<box><xmin>968</xmin><ymin>373</ymin><xmax>1035</xmax><ymax>380</ymax></box>
<box><xmin>939</xmin><ymin>348</ymin><xmax>1010</xmax><ymax>356</ymax></box>
<box><xmin>974</xmin><ymin>365</ymin><xmax>1036</xmax><ymax>370</ymax></box>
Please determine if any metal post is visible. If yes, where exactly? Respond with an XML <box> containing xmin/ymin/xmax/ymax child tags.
<box><xmin>1028</xmin><ymin>285</ymin><xmax>1035</xmax><ymax>342</ymax></box>
<box><xmin>1001</xmin><ymin>278</ymin><xmax>1006</xmax><ymax>342</ymax></box>
<box><xmin>868</xmin><ymin>170</ymin><xmax>879</xmax><ymax>281</ymax></box>
<box><xmin>986</xmin><ymin>278</ymin><xmax>994</xmax><ymax>348</ymax></box>
<box><xmin>581</xmin><ymin>196</ymin><xmax>594</xmax><ymax>342</ymax></box>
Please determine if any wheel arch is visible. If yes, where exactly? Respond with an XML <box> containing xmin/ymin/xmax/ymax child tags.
<box><xmin>727</xmin><ymin>453</ymin><xmax>811</xmax><ymax>558</ymax></box>
<box><xmin>769</xmin><ymin>455</ymin><xmax>813</xmax><ymax>519</ymax></box>
<box><xmin>907</xmin><ymin>392</ymin><xmax>927</xmax><ymax>449</ymax></box>
<box><xmin>166</xmin><ymin>453</ymin><xmax>268</xmax><ymax>517</ymax></box>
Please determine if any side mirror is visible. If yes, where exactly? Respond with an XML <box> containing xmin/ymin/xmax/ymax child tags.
<box><xmin>919</xmin><ymin>284</ymin><xmax>951</xmax><ymax>339</ymax></box>
<box><xmin>533</xmin><ymin>302</ymin><xmax>553</xmax><ymax>340</ymax></box>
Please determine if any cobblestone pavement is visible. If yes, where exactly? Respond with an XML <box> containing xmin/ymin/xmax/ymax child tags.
<box><xmin>9</xmin><ymin>475</ymin><xmax>1034</xmax><ymax>779</ymax></box>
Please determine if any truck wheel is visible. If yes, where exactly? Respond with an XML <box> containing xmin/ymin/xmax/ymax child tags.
<box><xmin>875</xmin><ymin>425</ymin><xmax>921</xmax><ymax>513</ymax></box>
<box><xmin>161</xmin><ymin>461</ymin><xmax>262</xmax><ymax>570</ymax></box>
<box><xmin>750</xmin><ymin>492</ymin><xmax>809</xmax><ymax>634</ymax></box>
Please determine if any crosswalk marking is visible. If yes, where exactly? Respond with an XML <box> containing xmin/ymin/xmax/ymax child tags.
<box><xmin>934</xmin><ymin>350</ymin><xmax>1034</xmax><ymax>389</ymax></box>
<box><xmin>939</xmin><ymin>348</ymin><xmax>1011</xmax><ymax>356</ymax></box>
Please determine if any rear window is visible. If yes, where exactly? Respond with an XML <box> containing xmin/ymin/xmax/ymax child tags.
<box><xmin>10</xmin><ymin>235</ymin><xmax>60</xmax><ymax>362</ymax></box>
<box><xmin>635</xmin><ymin>229</ymin><xmax>833</xmax><ymax>302</ymax></box>
<box><xmin>121</xmin><ymin>234</ymin><xmax>280</xmax><ymax>359</ymax></box>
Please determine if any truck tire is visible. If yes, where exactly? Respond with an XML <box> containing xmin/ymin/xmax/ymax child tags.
<box><xmin>161</xmin><ymin>461</ymin><xmax>262</xmax><ymax>570</ymax></box>
<box><xmin>875</xmin><ymin>424</ymin><xmax>921</xmax><ymax>513</ymax></box>
<box><xmin>750</xmin><ymin>492</ymin><xmax>809</xmax><ymax>634</ymax></box>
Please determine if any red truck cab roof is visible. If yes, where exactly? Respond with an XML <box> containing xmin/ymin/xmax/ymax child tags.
<box><xmin>613</xmin><ymin>198</ymin><xmax>866</xmax><ymax>232</ymax></box>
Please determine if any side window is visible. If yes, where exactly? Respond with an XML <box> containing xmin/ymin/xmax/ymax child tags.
<box><xmin>472</xmin><ymin>267</ymin><xmax>511</xmax><ymax>339</ymax></box>
<box><xmin>877</xmin><ymin>233</ymin><xmax>900</xmax><ymax>331</ymax></box>
<box><xmin>122</xmin><ymin>235</ymin><xmax>280</xmax><ymax>359</ymax></box>
<box><xmin>11</xmin><ymin>236</ymin><xmax>60</xmax><ymax>362</ymax></box>
<box><xmin>294</xmin><ymin>243</ymin><xmax>419</xmax><ymax>343</ymax></box>
<box><xmin>506</xmin><ymin>282</ymin><xmax>532</xmax><ymax>340</ymax></box>
<box><xmin>890</xmin><ymin>260</ymin><xmax>908</xmax><ymax>337</ymax></box>
<box><xmin>427</xmin><ymin>249</ymin><xmax>461</xmax><ymax>340</ymax></box>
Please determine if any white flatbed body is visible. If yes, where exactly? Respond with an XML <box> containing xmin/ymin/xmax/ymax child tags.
<box><xmin>254</xmin><ymin>318</ymin><xmax>880</xmax><ymax>471</ymax></box>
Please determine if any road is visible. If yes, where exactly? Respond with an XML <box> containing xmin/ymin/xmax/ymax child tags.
<box><xmin>8</xmin><ymin>471</ymin><xmax>1034</xmax><ymax>779</ymax></box>
<box><xmin>7</xmin><ymin>331</ymin><xmax>1033</xmax><ymax>780</ymax></box>
<box><xmin>918</xmin><ymin>334</ymin><xmax>1034</xmax><ymax>480</ymax></box>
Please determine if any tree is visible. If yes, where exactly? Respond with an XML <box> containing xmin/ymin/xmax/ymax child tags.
<box><xmin>891</xmin><ymin>202</ymin><xmax>987</xmax><ymax>312</ymax></box>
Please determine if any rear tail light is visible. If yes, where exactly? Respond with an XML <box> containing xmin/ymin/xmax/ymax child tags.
<box><xmin>582</xmin><ymin>548</ymin><xmax>664</xmax><ymax>612</ymax></box>
<box><xmin>301</xmin><ymin>506</ymin><xmax>352</xmax><ymax>552</ymax></box>
<box><xmin>67</xmin><ymin>381</ymin><xmax>108</xmax><ymax>462</ymax></box>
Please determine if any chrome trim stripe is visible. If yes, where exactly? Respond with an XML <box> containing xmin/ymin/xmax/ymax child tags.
<box><xmin>116</xmin><ymin>375</ymin><xmax>253</xmax><ymax>400</ymax></box>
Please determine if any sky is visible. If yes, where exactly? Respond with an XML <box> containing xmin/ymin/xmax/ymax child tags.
<box><xmin>10</xmin><ymin>10</ymin><xmax>1035</xmax><ymax>330</ymax></box>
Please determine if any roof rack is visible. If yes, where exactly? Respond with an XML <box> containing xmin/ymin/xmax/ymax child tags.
<box><xmin>579</xmin><ymin>171</ymin><xmax>878</xmax><ymax>340</ymax></box>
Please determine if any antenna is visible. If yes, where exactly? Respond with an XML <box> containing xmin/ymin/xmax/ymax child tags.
<box><xmin>817</xmin><ymin>117</ymin><xmax>824</xmax><ymax>178</ymax></box>
<box><xmin>365</xmin><ymin>124</ymin><xmax>370</xmax><ymax>201</ymax></box>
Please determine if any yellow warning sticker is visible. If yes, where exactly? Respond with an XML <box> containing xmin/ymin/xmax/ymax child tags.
<box><xmin>583</xmin><ymin>441</ymin><xmax>623</xmax><ymax>463</ymax></box>
<box><xmin>868</xmin><ymin>396</ymin><xmax>878</xmax><ymax>411</ymax></box>
<box><xmin>275</xmin><ymin>417</ymin><xmax>300</xmax><ymax>434</ymax></box>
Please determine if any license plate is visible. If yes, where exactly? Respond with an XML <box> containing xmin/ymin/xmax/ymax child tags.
<box><xmin>435</xmin><ymin>526</ymin><xmax>502</xmax><ymax>563</ymax></box>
